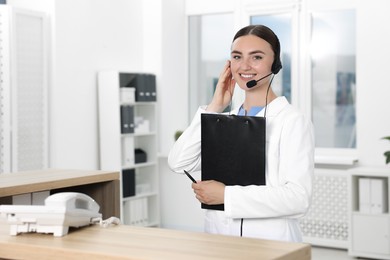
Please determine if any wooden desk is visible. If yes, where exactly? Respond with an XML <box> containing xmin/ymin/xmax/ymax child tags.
<box><xmin>0</xmin><ymin>169</ymin><xmax>120</xmax><ymax>219</ymax></box>
<box><xmin>0</xmin><ymin>221</ymin><xmax>311</xmax><ymax>260</ymax></box>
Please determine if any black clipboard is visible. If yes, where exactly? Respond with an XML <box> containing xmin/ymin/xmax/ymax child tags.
<box><xmin>201</xmin><ymin>114</ymin><xmax>266</xmax><ymax>211</ymax></box>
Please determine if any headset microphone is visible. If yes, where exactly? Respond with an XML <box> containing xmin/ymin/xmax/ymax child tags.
<box><xmin>246</xmin><ymin>72</ymin><xmax>273</xmax><ymax>88</ymax></box>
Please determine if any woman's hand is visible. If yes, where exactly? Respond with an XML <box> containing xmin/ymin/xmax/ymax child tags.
<box><xmin>206</xmin><ymin>60</ymin><xmax>236</xmax><ymax>113</ymax></box>
<box><xmin>192</xmin><ymin>180</ymin><xmax>225</xmax><ymax>205</ymax></box>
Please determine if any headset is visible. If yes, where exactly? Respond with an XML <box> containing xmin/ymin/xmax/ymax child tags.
<box><xmin>271</xmin><ymin>57</ymin><xmax>282</xmax><ymax>75</ymax></box>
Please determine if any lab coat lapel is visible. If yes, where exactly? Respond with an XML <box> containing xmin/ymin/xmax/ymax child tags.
<box><xmin>255</xmin><ymin>96</ymin><xmax>289</xmax><ymax>117</ymax></box>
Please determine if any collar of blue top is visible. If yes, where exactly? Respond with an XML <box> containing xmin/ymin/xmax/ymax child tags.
<box><xmin>237</xmin><ymin>105</ymin><xmax>264</xmax><ymax>116</ymax></box>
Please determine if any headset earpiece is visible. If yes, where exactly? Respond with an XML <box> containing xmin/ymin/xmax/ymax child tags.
<box><xmin>271</xmin><ymin>60</ymin><xmax>282</xmax><ymax>74</ymax></box>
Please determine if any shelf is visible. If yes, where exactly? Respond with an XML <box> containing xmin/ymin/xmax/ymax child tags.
<box><xmin>98</xmin><ymin>70</ymin><xmax>160</xmax><ymax>228</ymax></box>
<box><xmin>122</xmin><ymin>161</ymin><xmax>157</xmax><ymax>170</ymax></box>
<box><xmin>120</xmin><ymin>101</ymin><xmax>156</xmax><ymax>106</ymax></box>
<box><xmin>314</xmin><ymin>148</ymin><xmax>358</xmax><ymax>166</ymax></box>
<box><xmin>314</xmin><ymin>155</ymin><xmax>358</xmax><ymax>166</ymax></box>
<box><xmin>121</xmin><ymin>132</ymin><xmax>157</xmax><ymax>137</ymax></box>
<box><xmin>122</xmin><ymin>192</ymin><xmax>158</xmax><ymax>201</ymax></box>
<box><xmin>351</xmin><ymin>211</ymin><xmax>389</xmax><ymax>216</ymax></box>
<box><xmin>349</xmin><ymin>167</ymin><xmax>390</xmax><ymax>259</ymax></box>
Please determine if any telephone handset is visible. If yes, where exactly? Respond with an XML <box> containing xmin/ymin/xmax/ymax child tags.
<box><xmin>45</xmin><ymin>192</ymin><xmax>100</xmax><ymax>214</ymax></box>
<box><xmin>0</xmin><ymin>192</ymin><xmax>103</xmax><ymax>237</ymax></box>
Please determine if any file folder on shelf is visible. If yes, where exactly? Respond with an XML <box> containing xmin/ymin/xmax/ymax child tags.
<box><xmin>370</xmin><ymin>178</ymin><xmax>388</xmax><ymax>214</ymax></box>
<box><xmin>122</xmin><ymin>169</ymin><xmax>136</xmax><ymax>197</ymax></box>
<box><xmin>358</xmin><ymin>177</ymin><xmax>371</xmax><ymax>213</ymax></box>
<box><xmin>122</xmin><ymin>136</ymin><xmax>135</xmax><ymax>166</ymax></box>
<box><xmin>120</xmin><ymin>105</ymin><xmax>134</xmax><ymax>133</ymax></box>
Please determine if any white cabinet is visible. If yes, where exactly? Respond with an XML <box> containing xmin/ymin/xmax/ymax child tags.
<box><xmin>98</xmin><ymin>70</ymin><xmax>159</xmax><ymax>227</ymax></box>
<box><xmin>349</xmin><ymin>167</ymin><xmax>390</xmax><ymax>259</ymax></box>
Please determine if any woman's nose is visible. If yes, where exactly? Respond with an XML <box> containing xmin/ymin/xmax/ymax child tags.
<box><xmin>240</xmin><ymin>58</ymin><xmax>252</xmax><ymax>70</ymax></box>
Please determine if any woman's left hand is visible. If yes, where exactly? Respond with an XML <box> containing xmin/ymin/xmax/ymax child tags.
<box><xmin>206</xmin><ymin>60</ymin><xmax>236</xmax><ymax>113</ymax></box>
<box><xmin>192</xmin><ymin>180</ymin><xmax>225</xmax><ymax>205</ymax></box>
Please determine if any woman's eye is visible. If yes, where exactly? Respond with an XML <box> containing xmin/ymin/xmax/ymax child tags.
<box><xmin>253</xmin><ymin>55</ymin><xmax>263</xmax><ymax>60</ymax></box>
<box><xmin>232</xmin><ymin>55</ymin><xmax>241</xmax><ymax>60</ymax></box>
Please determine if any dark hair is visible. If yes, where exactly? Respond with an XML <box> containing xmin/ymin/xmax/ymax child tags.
<box><xmin>232</xmin><ymin>25</ymin><xmax>282</xmax><ymax>74</ymax></box>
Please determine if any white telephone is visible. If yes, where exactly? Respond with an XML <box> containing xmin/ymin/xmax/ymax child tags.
<box><xmin>0</xmin><ymin>192</ymin><xmax>102</xmax><ymax>237</ymax></box>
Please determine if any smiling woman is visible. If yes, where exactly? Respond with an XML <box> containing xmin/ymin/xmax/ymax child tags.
<box><xmin>169</xmin><ymin>24</ymin><xmax>314</xmax><ymax>243</ymax></box>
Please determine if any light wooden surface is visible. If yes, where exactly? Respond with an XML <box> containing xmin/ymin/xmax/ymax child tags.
<box><xmin>0</xmin><ymin>221</ymin><xmax>311</xmax><ymax>260</ymax></box>
<box><xmin>0</xmin><ymin>169</ymin><xmax>119</xmax><ymax>196</ymax></box>
<box><xmin>0</xmin><ymin>169</ymin><xmax>120</xmax><ymax>218</ymax></box>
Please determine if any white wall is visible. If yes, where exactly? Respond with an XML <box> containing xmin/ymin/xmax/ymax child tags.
<box><xmin>52</xmin><ymin>0</ymin><xmax>146</xmax><ymax>169</ymax></box>
<box><xmin>159</xmin><ymin>0</ymin><xmax>188</xmax><ymax>156</ymax></box>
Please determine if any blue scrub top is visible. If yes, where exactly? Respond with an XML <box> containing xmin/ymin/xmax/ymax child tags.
<box><xmin>237</xmin><ymin>105</ymin><xmax>264</xmax><ymax>116</ymax></box>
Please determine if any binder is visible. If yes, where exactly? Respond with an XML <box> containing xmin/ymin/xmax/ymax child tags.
<box><xmin>358</xmin><ymin>177</ymin><xmax>371</xmax><ymax>213</ymax></box>
<box><xmin>201</xmin><ymin>114</ymin><xmax>266</xmax><ymax>211</ymax></box>
<box><xmin>120</xmin><ymin>105</ymin><xmax>134</xmax><ymax>133</ymax></box>
<box><xmin>122</xmin><ymin>136</ymin><xmax>135</xmax><ymax>166</ymax></box>
<box><xmin>370</xmin><ymin>178</ymin><xmax>388</xmax><ymax>214</ymax></box>
<box><xmin>135</xmin><ymin>75</ymin><xmax>147</xmax><ymax>102</ymax></box>
<box><xmin>122</xmin><ymin>169</ymin><xmax>136</xmax><ymax>197</ymax></box>
<box><xmin>145</xmin><ymin>74</ymin><xmax>156</xmax><ymax>101</ymax></box>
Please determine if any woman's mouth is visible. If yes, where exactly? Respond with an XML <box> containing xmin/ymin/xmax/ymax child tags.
<box><xmin>240</xmin><ymin>73</ymin><xmax>256</xmax><ymax>80</ymax></box>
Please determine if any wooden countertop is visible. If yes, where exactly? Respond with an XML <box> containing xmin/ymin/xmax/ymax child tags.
<box><xmin>0</xmin><ymin>169</ymin><xmax>119</xmax><ymax>197</ymax></box>
<box><xmin>0</xmin><ymin>221</ymin><xmax>310</xmax><ymax>260</ymax></box>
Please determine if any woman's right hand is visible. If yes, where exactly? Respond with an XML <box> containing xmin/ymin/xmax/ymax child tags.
<box><xmin>206</xmin><ymin>60</ymin><xmax>236</xmax><ymax>113</ymax></box>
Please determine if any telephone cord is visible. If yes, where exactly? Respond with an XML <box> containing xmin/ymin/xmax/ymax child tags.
<box><xmin>91</xmin><ymin>216</ymin><xmax>121</xmax><ymax>227</ymax></box>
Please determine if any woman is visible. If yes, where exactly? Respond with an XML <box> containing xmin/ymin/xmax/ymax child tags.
<box><xmin>168</xmin><ymin>25</ymin><xmax>314</xmax><ymax>242</ymax></box>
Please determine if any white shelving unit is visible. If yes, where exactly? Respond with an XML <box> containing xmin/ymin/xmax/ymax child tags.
<box><xmin>98</xmin><ymin>71</ymin><xmax>160</xmax><ymax>227</ymax></box>
<box><xmin>349</xmin><ymin>167</ymin><xmax>390</xmax><ymax>259</ymax></box>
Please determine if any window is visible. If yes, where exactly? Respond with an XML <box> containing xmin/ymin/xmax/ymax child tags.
<box><xmin>251</xmin><ymin>14</ymin><xmax>293</xmax><ymax>102</ymax></box>
<box><xmin>188</xmin><ymin>13</ymin><xmax>234</xmax><ymax>119</ymax></box>
<box><xmin>311</xmin><ymin>10</ymin><xmax>356</xmax><ymax>148</ymax></box>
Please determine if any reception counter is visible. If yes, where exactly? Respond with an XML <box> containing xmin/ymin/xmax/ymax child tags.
<box><xmin>0</xmin><ymin>169</ymin><xmax>120</xmax><ymax>219</ymax></box>
<box><xmin>0</xmin><ymin>221</ymin><xmax>310</xmax><ymax>260</ymax></box>
<box><xmin>0</xmin><ymin>169</ymin><xmax>310</xmax><ymax>259</ymax></box>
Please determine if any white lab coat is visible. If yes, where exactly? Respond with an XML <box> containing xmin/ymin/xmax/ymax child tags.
<box><xmin>168</xmin><ymin>96</ymin><xmax>314</xmax><ymax>242</ymax></box>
